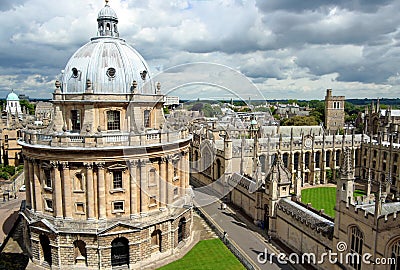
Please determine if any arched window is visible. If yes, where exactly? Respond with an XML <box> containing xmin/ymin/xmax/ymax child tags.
<box><xmin>202</xmin><ymin>146</ymin><xmax>212</xmax><ymax>176</ymax></box>
<box><xmin>178</xmin><ymin>218</ymin><xmax>186</xmax><ymax>243</ymax></box>
<box><xmin>336</xmin><ymin>150</ymin><xmax>341</xmax><ymax>166</ymax></box>
<box><xmin>149</xmin><ymin>168</ymin><xmax>156</xmax><ymax>186</ymax></box>
<box><xmin>293</xmin><ymin>153</ymin><xmax>299</xmax><ymax>171</ymax></box>
<box><xmin>305</xmin><ymin>152</ymin><xmax>310</xmax><ymax>168</ymax></box>
<box><xmin>349</xmin><ymin>226</ymin><xmax>364</xmax><ymax>270</ymax></box>
<box><xmin>216</xmin><ymin>159</ymin><xmax>222</xmax><ymax>180</ymax></box>
<box><xmin>107</xmin><ymin>110</ymin><xmax>120</xmax><ymax>130</ymax></box>
<box><xmin>390</xmin><ymin>239</ymin><xmax>400</xmax><ymax>270</ymax></box>
<box><xmin>111</xmin><ymin>237</ymin><xmax>129</xmax><ymax>267</ymax></box>
<box><xmin>151</xmin><ymin>229</ymin><xmax>162</xmax><ymax>252</ymax></box>
<box><xmin>260</xmin><ymin>155</ymin><xmax>266</xmax><ymax>173</ymax></box>
<box><xmin>73</xmin><ymin>240</ymin><xmax>87</xmax><ymax>266</ymax></box>
<box><xmin>74</xmin><ymin>173</ymin><xmax>84</xmax><ymax>191</ymax></box>
<box><xmin>326</xmin><ymin>151</ymin><xmax>331</xmax><ymax>168</ymax></box>
<box><xmin>283</xmin><ymin>153</ymin><xmax>289</xmax><ymax>168</ymax></box>
<box><xmin>194</xmin><ymin>150</ymin><xmax>199</xmax><ymax>169</ymax></box>
<box><xmin>39</xmin><ymin>234</ymin><xmax>52</xmax><ymax>266</ymax></box>
<box><xmin>315</xmin><ymin>151</ymin><xmax>321</xmax><ymax>169</ymax></box>
<box><xmin>144</xmin><ymin>110</ymin><xmax>151</xmax><ymax>128</ymax></box>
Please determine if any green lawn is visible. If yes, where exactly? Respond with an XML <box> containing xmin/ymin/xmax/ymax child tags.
<box><xmin>158</xmin><ymin>239</ymin><xmax>245</xmax><ymax>270</ymax></box>
<box><xmin>354</xmin><ymin>189</ymin><xmax>366</xmax><ymax>197</ymax></box>
<box><xmin>301</xmin><ymin>187</ymin><xmax>337</xmax><ymax>218</ymax></box>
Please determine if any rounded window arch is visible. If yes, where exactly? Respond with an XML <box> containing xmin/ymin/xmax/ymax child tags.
<box><xmin>39</xmin><ymin>234</ymin><xmax>52</xmax><ymax>266</ymax></box>
<box><xmin>260</xmin><ymin>154</ymin><xmax>267</xmax><ymax>173</ymax></box>
<box><xmin>73</xmin><ymin>240</ymin><xmax>87</xmax><ymax>266</ymax></box>
<box><xmin>216</xmin><ymin>159</ymin><xmax>222</xmax><ymax>180</ymax></box>
<box><xmin>151</xmin><ymin>229</ymin><xmax>162</xmax><ymax>252</ymax></box>
<box><xmin>178</xmin><ymin>217</ymin><xmax>186</xmax><ymax>243</ymax></box>
<box><xmin>348</xmin><ymin>225</ymin><xmax>364</xmax><ymax>270</ymax></box>
<box><xmin>111</xmin><ymin>237</ymin><xmax>129</xmax><ymax>267</ymax></box>
<box><xmin>387</xmin><ymin>238</ymin><xmax>400</xmax><ymax>270</ymax></box>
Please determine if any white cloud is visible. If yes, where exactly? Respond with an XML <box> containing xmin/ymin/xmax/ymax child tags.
<box><xmin>0</xmin><ymin>0</ymin><xmax>399</xmax><ymax>100</ymax></box>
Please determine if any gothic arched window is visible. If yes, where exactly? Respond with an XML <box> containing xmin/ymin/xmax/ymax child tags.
<box><xmin>390</xmin><ymin>239</ymin><xmax>400</xmax><ymax>270</ymax></box>
<box><xmin>349</xmin><ymin>226</ymin><xmax>364</xmax><ymax>270</ymax></box>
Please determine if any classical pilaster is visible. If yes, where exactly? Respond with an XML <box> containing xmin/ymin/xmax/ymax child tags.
<box><xmin>85</xmin><ymin>162</ymin><xmax>95</xmax><ymax>220</ymax></box>
<box><xmin>139</xmin><ymin>159</ymin><xmax>148</xmax><ymax>213</ymax></box>
<box><xmin>128</xmin><ymin>160</ymin><xmax>138</xmax><ymax>217</ymax></box>
<box><xmin>185</xmin><ymin>151</ymin><xmax>190</xmax><ymax>190</ymax></box>
<box><xmin>167</xmin><ymin>156</ymin><xmax>174</xmax><ymax>204</ymax></box>
<box><xmin>61</xmin><ymin>162</ymin><xmax>72</xmax><ymax>219</ymax></box>
<box><xmin>51</xmin><ymin>161</ymin><xmax>63</xmax><ymax>218</ymax></box>
<box><xmin>33</xmin><ymin>160</ymin><xmax>42</xmax><ymax>213</ymax></box>
<box><xmin>96</xmin><ymin>162</ymin><xmax>106</xmax><ymax>219</ymax></box>
<box><xmin>159</xmin><ymin>157</ymin><xmax>167</xmax><ymax>207</ymax></box>
<box><xmin>24</xmin><ymin>158</ymin><xmax>31</xmax><ymax>209</ymax></box>
<box><xmin>179</xmin><ymin>155</ymin><xmax>185</xmax><ymax>196</ymax></box>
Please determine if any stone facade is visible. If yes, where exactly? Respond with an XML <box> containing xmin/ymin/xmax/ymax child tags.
<box><xmin>19</xmin><ymin>3</ymin><xmax>193</xmax><ymax>269</ymax></box>
<box><xmin>325</xmin><ymin>89</ymin><xmax>345</xmax><ymax>134</ymax></box>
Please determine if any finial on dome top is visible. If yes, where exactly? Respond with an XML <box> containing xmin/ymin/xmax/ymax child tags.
<box><xmin>105</xmin><ymin>0</ymin><xmax>109</xmax><ymax>5</ymax></box>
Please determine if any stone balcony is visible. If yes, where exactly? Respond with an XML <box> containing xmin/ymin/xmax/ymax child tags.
<box><xmin>19</xmin><ymin>128</ymin><xmax>191</xmax><ymax>149</ymax></box>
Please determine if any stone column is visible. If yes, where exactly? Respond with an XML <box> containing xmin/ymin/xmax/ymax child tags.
<box><xmin>51</xmin><ymin>161</ymin><xmax>63</xmax><ymax>218</ymax></box>
<box><xmin>128</xmin><ymin>160</ymin><xmax>138</xmax><ymax>217</ymax></box>
<box><xmin>167</xmin><ymin>157</ymin><xmax>174</xmax><ymax>204</ymax></box>
<box><xmin>179</xmin><ymin>155</ymin><xmax>185</xmax><ymax>196</ymax></box>
<box><xmin>85</xmin><ymin>162</ymin><xmax>95</xmax><ymax>220</ymax></box>
<box><xmin>159</xmin><ymin>158</ymin><xmax>167</xmax><ymax>208</ymax></box>
<box><xmin>61</xmin><ymin>162</ymin><xmax>72</xmax><ymax>219</ymax></box>
<box><xmin>33</xmin><ymin>160</ymin><xmax>42</xmax><ymax>212</ymax></box>
<box><xmin>24</xmin><ymin>158</ymin><xmax>32</xmax><ymax>209</ymax></box>
<box><xmin>97</xmin><ymin>162</ymin><xmax>106</xmax><ymax>219</ymax></box>
<box><xmin>139</xmin><ymin>160</ymin><xmax>148</xmax><ymax>213</ymax></box>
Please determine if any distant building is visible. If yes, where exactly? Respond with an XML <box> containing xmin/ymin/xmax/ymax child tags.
<box><xmin>5</xmin><ymin>90</ymin><xmax>22</xmax><ymax>116</ymax></box>
<box><xmin>164</xmin><ymin>95</ymin><xmax>180</xmax><ymax>107</ymax></box>
<box><xmin>325</xmin><ymin>89</ymin><xmax>345</xmax><ymax>134</ymax></box>
<box><xmin>274</xmin><ymin>102</ymin><xmax>310</xmax><ymax>119</ymax></box>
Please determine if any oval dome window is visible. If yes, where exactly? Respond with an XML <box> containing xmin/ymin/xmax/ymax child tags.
<box><xmin>107</xmin><ymin>67</ymin><xmax>116</xmax><ymax>78</ymax></box>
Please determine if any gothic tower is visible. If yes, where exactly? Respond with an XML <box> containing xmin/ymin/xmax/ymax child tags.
<box><xmin>325</xmin><ymin>89</ymin><xmax>345</xmax><ymax>134</ymax></box>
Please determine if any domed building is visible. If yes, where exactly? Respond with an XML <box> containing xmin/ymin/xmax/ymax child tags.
<box><xmin>5</xmin><ymin>90</ymin><xmax>22</xmax><ymax>116</ymax></box>
<box><xmin>19</xmin><ymin>2</ymin><xmax>192</xmax><ymax>269</ymax></box>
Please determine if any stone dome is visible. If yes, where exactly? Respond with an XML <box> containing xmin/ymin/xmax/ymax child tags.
<box><xmin>6</xmin><ymin>91</ymin><xmax>19</xmax><ymax>101</ymax></box>
<box><xmin>98</xmin><ymin>4</ymin><xmax>118</xmax><ymax>21</ymax></box>
<box><xmin>61</xmin><ymin>2</ymin><xmax>155</xmax><ymax>94</ymax></box>
<box><xmin>61</xmin><ymin>38</ymin><xmax>154</xmax><ymax>94</ymax></box>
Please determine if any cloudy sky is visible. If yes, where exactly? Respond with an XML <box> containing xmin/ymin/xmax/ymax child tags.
<box><xmin>1</xmin><ymin>0</ymin><xmax>400</xmax><ymax>100</ymax></box>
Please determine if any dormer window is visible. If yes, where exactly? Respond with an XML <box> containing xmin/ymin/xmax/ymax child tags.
<box><xmin>107</xmin><ymin>110</ymin><xmax>120</xmax><ymax>131</ymax></box>
<box><xmin>72</xmin><ymin>67</ymin><xmax>79</xmax><ymax>78</ymax></box>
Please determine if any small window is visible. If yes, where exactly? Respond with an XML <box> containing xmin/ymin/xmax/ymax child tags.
<box><xmin>107</xmin><ymin>67</ymin><xmax>116</xmax><ymax>78</ymax></box>
<box><xmin>144</xmin><ymin>110</ymin><xmax>151</xmax><ymax>128</ymax></box>
<box><xmin>45</xmin><ymin>199</ymin><xmax>53</xmax><ymax>211</ymax></box>
<box><xmin>173</xmin><ymin>187</ymin><xmax>178</xmax><ymax>196</ymax></box>
<box><xmin>71</xmin><ymin>110</ymin><xmax>81</xmax><ymax>131</ymax></box>
<box><xmin>76</xmin><ymin>203</ymin><xmax>85</xmax><ymax>214</ymax></box>
<box><xmin>72</xmin><ymin>67</ymin><xmax>79</xmax><ymax>78</ymax></box>
<box><xmin>107</xmin><ymin>110</ymin><xmax>120</xmax><ymax>131</ymax></box>
<box><xmin>45</xmin><ymin>169</ymin><xmax>52</xmax><ymax>188</ymax></box>
<box><xmin>4</xmin><ymin>135</ymin><xmax>8</xmax><ymax>143</ymax></box>
<box><xmin>149</xmin><ymin>196</ymin><xmax>157</xmax><ymax>207</ymax></box>
<box><xmin>113</xmin><ymin>171</ymin><xmax>123</xmax><ymax>189</ymax></box>
<box><xmin>74</xmin><ymin>173</ymin><xmax>84</xmax><ymax>191</ymax></box>
<box><xmin>113</xmin><ymin>201</ymin><xmax>124</xmax><ymax>212</ymax></box>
